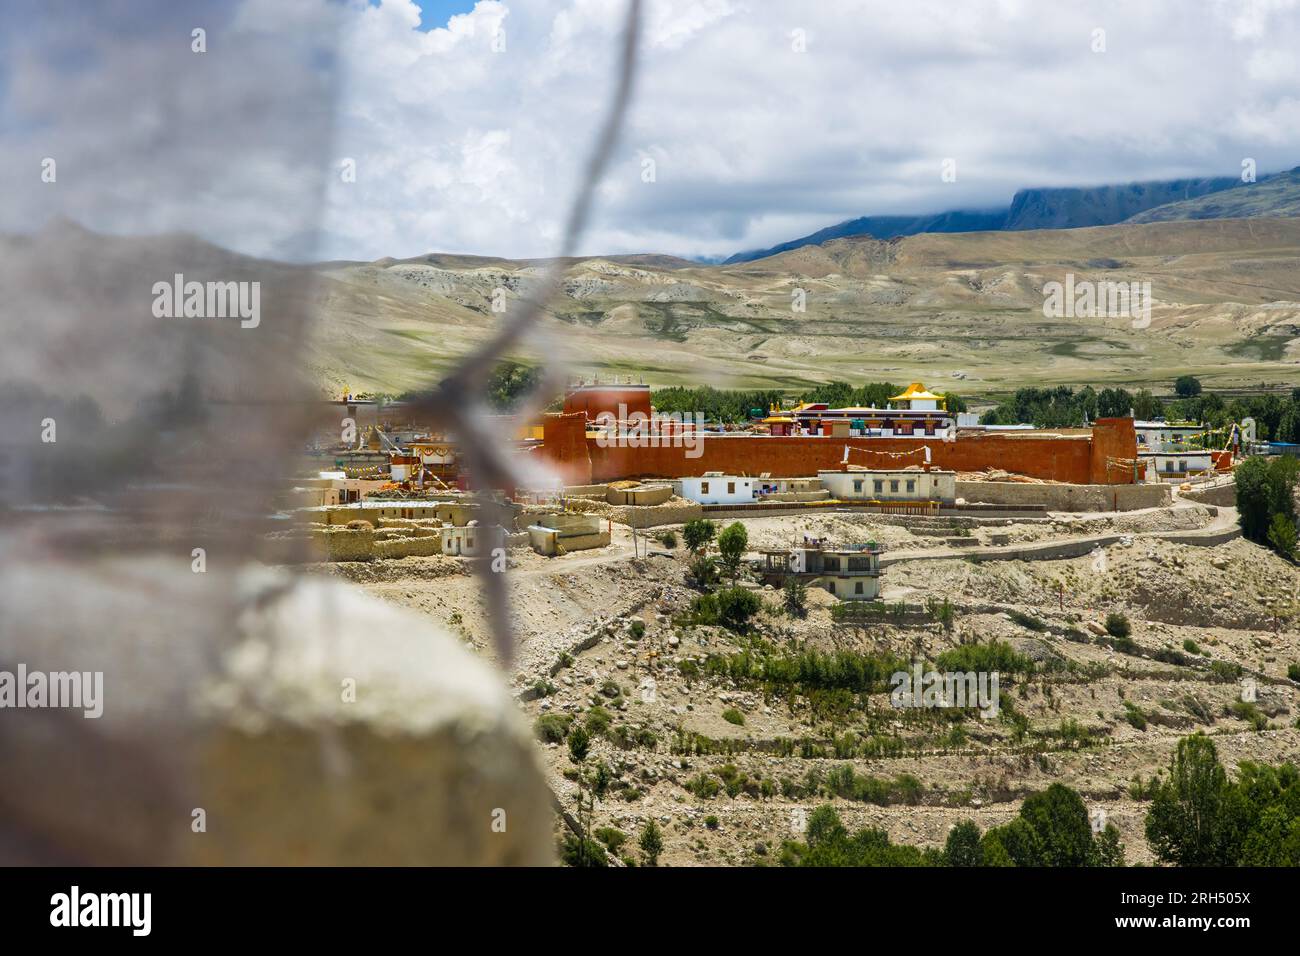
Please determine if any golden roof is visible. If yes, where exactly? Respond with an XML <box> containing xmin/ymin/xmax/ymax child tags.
<box><xmin>889</xmin><ymin>382</ymin><xmax>945</xmax><ymax>402</ymax></box>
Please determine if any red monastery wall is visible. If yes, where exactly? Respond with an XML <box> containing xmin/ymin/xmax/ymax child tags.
<box><xmin>537</xmin><ymin>416</ymin><xmax>1138</xmax><ymax>486</ymax></box>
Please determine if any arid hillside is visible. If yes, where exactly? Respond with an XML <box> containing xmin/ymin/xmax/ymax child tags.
<box><xmin>308</xmin><ymin>216</ymin><xmax>1300</xmax><ymax>398</ymax></box>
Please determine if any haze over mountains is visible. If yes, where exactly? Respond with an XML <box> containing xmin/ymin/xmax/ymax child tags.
<box><xmin>723</xmin><ymin>168</ymin><xmax>1299</xmax><ymax>264</ymax></box>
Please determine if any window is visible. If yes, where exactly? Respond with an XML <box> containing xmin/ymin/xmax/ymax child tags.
<box><xmin>854</xmin><ymin>581</ymin><xmax>863</xmax><ymax>594</ymax></box>
<box><xmin>825</xmin><ymin>557</ymin><xmax>839</xmax><ymax>572</ymax></box>
<box><xmin>827</xmin><ymin>581</ymin><xmax>836</xmax><ymax>594</ymax></box>
<box><xmin>873</xmin><ymin>480</ymin><xmax>884</xmax><ymax>494</ymax></box>
<box><xmin>906</xmin><ymin>480</ymin><xmax>915</xmax><ymax>493</ymax></box>
<box><xmin>727</xmin><ymin>482</ymin><xmax>735</xmax><ymax>494</ymax></box>
<box><xmin>853</xmin><ymin>480</ymin><xmax>863</xmax><ymax>493</ymax></box>
<box><xmin>700</xmin><ymin>481</ymin><xmax>709</xmax><ymax>494</ymax></box>
<box><xmin>890</xmin><ymin>480</ymin><xmax>899</xmax><ymax>493</ymax></box>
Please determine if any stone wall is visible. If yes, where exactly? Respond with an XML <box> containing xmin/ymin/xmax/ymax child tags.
<box><xmin>1179</xmin><ymin>480</ymin><xmax>1237</xmax><ymax>508</ymax></box>
<box><xmin>955</xmin><ymin>480</ymin><xmax>1170</xmax><ymax>512</ymax></box>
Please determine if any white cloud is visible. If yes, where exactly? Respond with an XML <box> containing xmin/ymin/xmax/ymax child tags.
<box><xmin>318</xmin><ymin>0</ymin><xmax>1300</xmax><ymax>262</ymax></box>
<box><xmin>4</xmin><ymin>0</ymin><xmax>1298</xmax><ymax>262</ymax></box>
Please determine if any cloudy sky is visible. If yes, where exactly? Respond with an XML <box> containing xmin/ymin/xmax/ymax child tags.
<box><xmin>4</xmin><ymin>0</ymin><xmax>1299</xmax><ymax>262</ymax></box>
<box><xmin>324</xmin><ymin>0</ymin><xmax>1300</xmax><ymax>261</ymax></box>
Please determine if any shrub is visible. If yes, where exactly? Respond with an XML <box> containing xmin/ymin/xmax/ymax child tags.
<box><xmin>585</xmin><ymin>706</ymin><xmax>613</xmax><ymax>736</ymax></box>
<box><xmin>1104</xmin><ymin>612</ymin><xmax>1131</xmax><ymax>639</ymax></box>
<box><xmin>656</xmin><ymin>530</ymin><xmax>678</xmax><ymax>549</ymax></box>
<box><xmin>687</xmin><ymin>555</ymin><xmax>720</xmax><ymax>591</ymax></box>
<box><xmin>1007</xmin><ymin>609</ymin><xmax>1047</xmax><ymax>632</ymax></box>
<box><xmin>782</xmin><ymin>577</ymin><xmax>808</xmax><ymax>618</ymax></box>
<box><xmin>535</xmin><ymin>713</ymin><xmax>572</xmax><ymax>743</ymax></box>
<box><xmin>1209</xmin><ymin>660</ymin><xmax>1243</xmax><ymax>683</ymax></box>
<box><xmin>1105</xmin><ymin>635</ymin><xmax>1139</xmax><ymax>655</ymax></box>
<box><xmin>1229</xmin><ymin>700</ymin><xmax>1268</xmax><ymax>731</ymax></box>
<box><xmin>691</xmin><ymin>586</ymin><xmax>762</xmax><ymax>633</ymax></box>
<box><xmin>716</xmin><ymin>763</ymin><xmax>748</xmax><ymax>798</ymax></box>
<box><xmin>560</xmin><ymin>834</ymin><xmax>608</xmax><ymax>867</ymax></box>
<box><xmin>1288</xmin><ymin>663</ymin><xmax>1300</xmax><ymax>682</ymax></box>
<box><xmin>1128</xmin><ymin>773</ymin><xmax>1161</xmax><ymax>800</ymax></box>
<box><xmin>628</xmin><ymin>619</ymin><xmax>646</xmax><ymax>639</ymax></box>
<box><xmin>686</xmin><ymin>774</ymin><xmax>721</xmax><ymax>799</ymax></box>
<box><xmin>1183</xmin><ymin>639</ymin><xmax>1201</xmax><ymax>655</ymax></box>
<box><xmin>594</xmin><ymin>827</ymin><xmax>627</xmax><ymax>852</ymax></box>
<box><xmin>704</xmin><ymin>815</ymin><xmax>720</xmax><ymax>830</ymax></box>
<box><xmin>721</xmin><ymin>707</ymin><xmax>745</xmax><ymax>726</ymax></box>
<box><xmin>638</xmin><ymin>820</ymin><xmax>663</xmax><ymax>866</ymax></box>
<box><xmin>935</xmin><ymin>640</ymin><xmax>1035</xmax><ymax>675</ymax></box>
<box><xmin>1123</xmin><ymin>702</ymin><xmax>1147</xmax><ymax>731</ymax></box>
<box><xmin>1152</xmin><ymin>647</ymin><xmax>1190</xmax><ymax>666</ymax></box>
<box><xmin>925</xmin><ymin>596</ymin><xmax>955</xmax><ymax>633</ymax></box>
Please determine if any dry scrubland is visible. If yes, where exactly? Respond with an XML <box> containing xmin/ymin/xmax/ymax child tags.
<box><xmin>309</xmin><ymin>216</ymin><xmax>1300</xmax><ymax>396</ymax></box>
<box><xmin>318</xmin><ymin>503</ymin><xmax>1300</xmax><ymax>866</ymax></box>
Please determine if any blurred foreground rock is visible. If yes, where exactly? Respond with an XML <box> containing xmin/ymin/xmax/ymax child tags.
<box><xmin>0</xmin><ymin>556</ymin><xmax>553</xmax><ymax>865</ymax></box>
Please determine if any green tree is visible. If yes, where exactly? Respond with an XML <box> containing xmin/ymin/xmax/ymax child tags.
<box><xmin>978</xmin><ymin>831</ymin><xmax>1015</xmax><ymax>867</ymax></box>
<box><xmin>682</xmin><ymin>518</ymin><xmax>716</xmax><ymax>554</ymax></box>
<box><xmin>806</xmin><ymin>804</ymin><xmax>849</xmax><ymax>848</ymax></box>
<box><xmin>1132</xmin><ymin>388</ymin><xmax>1162</xmax><ymax>421</ymax></box>
<box><xmin>485</xmin><ymin>361</ymin><xmax>543</xmax><ymax>411</ymax></box>
<box><xmin>1093</xmin><ymin>823</ymin><xmax>1127</xmax><ymax>867</ymax></box>
<box><xmin>717</xmin><ymin>522</ymin><xmax>749</xmax><ymax>583</ymax></box>
<box><xmin>1097</xmin><ymin>387</ymin><xmax>1135</xmax><ymax>419</ymax></box>
<box><xmin>1236</xmin><ymin>455</ymin><xmax>1299</xmax><ymax>545</ymax></box>
<box><xmin>985</xmin><ymin>817</ymin><xmax>1043</xmax><ymax>867</ymax></box>
<box><xmin>1174</xmin><ymin>375</ymin><xmax>1202</xmax><ymax>398</ymax></box>
<box><xmin>782</xmin><ymin>576</ymin><xmax>808</xmax><ymax>618</ymax></box>
<box><xmin>713</xmin><ymin>586</ymin><xmax>761</xmax><ymax>633</ymax></box>
<box><xmin>638</xmin><ymin>819</ymin><xmax>664</xmax><ymax>866</ymax></box>
<box><xmin>1239</xmin><ymin>805</ymin><xmax>1300</xmax><ymax>865</ymax></box>
<box><xmin>1018</xmin><ymin>783</ymin><xmax>1096</xmax><ymax>867</ymax></box>
<box><xmin>568</xmin><ymin>724</ymin><xmax>591</xmax><ymax>764</ymax></box>
<box><xmin>1267</xmin><ymin>513</ymin><xmax>1297</xmax><ymax>560</ymax></box>
<box><xmin>1145</xmin><ymin>734</ymin><xmax>1238</xmax><ymax>866</ymax></box>
<box><xmin>943</xmin><ymin>821</ymin><xmax>983</xmax><ymax>866</ymax></box>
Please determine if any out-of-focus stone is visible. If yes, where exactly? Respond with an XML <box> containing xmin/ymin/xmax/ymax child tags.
<box><xmin>0</xmin><ymin>558</ymin><xmax>554</xmax><ymax>866</ymax></box>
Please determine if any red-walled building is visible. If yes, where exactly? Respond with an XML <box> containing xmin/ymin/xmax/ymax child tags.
<box><xmin>538</xmin><ymin>414</ymin><xmax>1139</xmax><ymax>487</ymax></box>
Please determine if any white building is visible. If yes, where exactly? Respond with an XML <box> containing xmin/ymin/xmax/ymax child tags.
<box><xmin>675</xmin><ymin>472</ymin><xmax>758</xmax><ymax>505</ymax></box>
<box><xmin>817</xmin><ymin>467</ymin><xmax>957</xmax><ymax>505</ymax></box>
<box><xmin>1143</xmin><ymin>452</ymin><xmax>1216</xmax><ymax>483</ymax></box>
<box><xmin>439</xmin><ymin>521</ymin><xmax>504</xmax><ymax>557</ymax></box>
<box><xmin>1134</xmin><ymin>421</ymin><xmax>1218</xmax><ymax>482</ymax></box>
<box><xmin>1134</xmin><ymin>420</ymin><xmax>1204</xmax><ymax>452</ymax></box>
<box><xmin>760</xmin><ymin>538</ymin><xmax>885</xmax><ymax>601</ymax></box>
